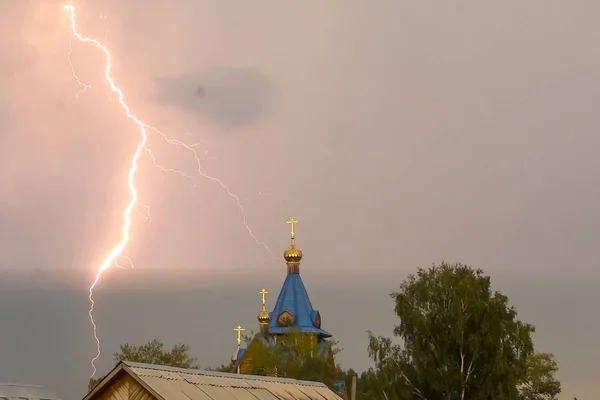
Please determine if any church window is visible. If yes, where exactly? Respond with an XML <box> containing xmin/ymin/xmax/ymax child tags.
<box><xmin>314</xmin><ymin>311</ymin><xmax>321</xmax><ymax>328</ymax></box>
<box><xmin>277</xmin><ymin>310</ymin><xmax>295</xmax><ymax>327</ymax></box>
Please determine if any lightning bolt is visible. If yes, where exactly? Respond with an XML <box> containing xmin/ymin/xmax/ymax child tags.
<box><xmin>64</xmin><ymin>4</ymin><xmax>274</xmax><ymax>378</ymax></box>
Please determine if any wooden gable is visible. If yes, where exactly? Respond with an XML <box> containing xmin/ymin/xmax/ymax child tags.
<box><xmin>84</xmin><ymin>364</ymin><xmax>160</xmax><ymax>400</ymax></box>
<box><xmin>92</xmin><ymin>374</ymin><xmax>155</xmax><ymax>400</ymax></box>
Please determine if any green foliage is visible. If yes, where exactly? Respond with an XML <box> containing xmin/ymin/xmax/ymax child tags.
<box><xmin>87</xmin><ymin>377</ymin><xmax>102</xmax><ymax>392</ymax></box>
<box><xmin>355</xmin><ymin>368</ymin><xmax>399</xmax><ymax>400</ymax></box>
<box><xmin>243</xmin><ymin>329</ymin><xmax>340</xmax><ymax>387</ymax></box>
<box><xmin>87</xmin><ymin>339</ymin><xmax>198</xmax><ymax>392</ymax></box>
<box><xmin>519</xmin><ymin>352</ymin><xmax>561</xmax><ymax>400</ymax></box>
<box><xmin>206</xmin><ymin>362</ymin><xmax>235</xmax><ymax>373</ymax></box>
<box><xmin>368</xmin><ymin>262</ymin><xmax>540</xmax><ymax>400</ymax></box>
<box><xmin>336</xmin><ymin>367</ymin><xmax>409</xmax><ymax>400</ymax></box>
<box><xmin>113</xmin><ymin>339</ymin><xmax>199</xmax><ymax>368</ymax></box>
<box><xmin>336</xmin><ymin>368</ymin><xmax>380</xmax><ymax>400</ymax></box>
<box><xmin>364</xmin><ymin>334</ymin><xmax>411</xmax><ymax>400</ymax></box>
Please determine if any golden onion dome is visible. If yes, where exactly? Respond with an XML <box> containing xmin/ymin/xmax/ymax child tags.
<box><xmin>258</xmin><ymin>308</ymin><xmax>270</xmax><ymax>324</ymax></box>
<box><xmin>284</xmin><ymin>240</ymin><xmax>303</xmax><ymax>263</ymax></box>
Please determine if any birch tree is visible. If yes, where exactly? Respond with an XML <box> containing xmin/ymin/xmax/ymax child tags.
<box><xmin>519</xmin><ymin>352</ymin><xmax>561</xmax><ymax>400</ymax></box>
<box><xmin>368</xmin><ymin>262</ymin><xmax>539</xmax><ymax>399</ymax></box>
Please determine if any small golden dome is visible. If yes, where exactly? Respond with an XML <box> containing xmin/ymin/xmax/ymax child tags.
<box><xmin>284</xmin><ymin>240</ymin><xmax>303</xmax><ymax>263</ymax></box>
<box><xmin>258</xmin><ymin>308</ymin><xmax>270</xmax><ymax>324</ymax></box>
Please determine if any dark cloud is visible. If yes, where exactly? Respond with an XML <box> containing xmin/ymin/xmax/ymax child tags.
<box><xmin>2</xmin><ymin>1</ymin><xmax>600</xmax><ymax>398</ymax></box>
<box><xmin>153</xmin><ymin>67</ymin><xmax>277</xmax><ymax>129</ymax></box>
<box><xmin>1</xmin><ymin>268</ymin><xmax>599</xmax><ymax>400</ymax></box>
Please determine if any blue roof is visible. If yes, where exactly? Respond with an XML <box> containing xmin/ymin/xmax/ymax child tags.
<box><xmin>268</xmin><ymin>273</ymin><xmax>331</xmax><ymax>337</ymax></box>
<box><xmin>332</xmin><ymin>381</ymin><xmax>346</xmax><ymax>397</ymax></box>
<box><xmin>234</xmin><ymin>348</ymin><xmax>247</xmax><ymax>368</ymax></box>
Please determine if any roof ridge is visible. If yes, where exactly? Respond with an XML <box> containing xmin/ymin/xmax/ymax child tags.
<box><xmin>0</xmin><ymin>383</ymin><xmax>44</xmax><ymax>388</ymax></box>
<box><xmin>123</xmin><ymin>361</ymin><xmax>328</xmax><ymax>387</ymax></box>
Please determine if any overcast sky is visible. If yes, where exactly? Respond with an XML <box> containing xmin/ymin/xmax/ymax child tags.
<box><xmin>1</xmin><ymin>1</ymin><xmax>600</xmax><ymax>399</ymax></box>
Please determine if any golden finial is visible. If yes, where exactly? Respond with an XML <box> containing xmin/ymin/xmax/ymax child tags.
<box><xmin>234</xmin><ymin>325</ymin><xmax>245</xmax><ymax>346</ymax></box>
<box><xmin>284</xmin><ymin>217</ymin><xmax>303</xmax><ymax>264</ymax></box>
<box><xmin>259</xmin><ymin>288</ymin><xmax>269</xmax><ymax>306</ymax></box>
<box><xmin>287</xmin><ymin>218</ymin><xmax>298</xmax><ymax>239</ymax></box>
<box><xmin>258</xmin><ymin>288</ymin><xmax>270</xmax><ymax>324</ymax></box>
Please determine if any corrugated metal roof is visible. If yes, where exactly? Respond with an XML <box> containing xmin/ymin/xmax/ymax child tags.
<box><xmin>123</xmin><ymin>362</ymin><xmax>340</xmax><ymax>400</ymax></box>
<box><xmin>0</xmin><ymin>384</ymin><xmax>61</xmax><ymax>400</ymax></box>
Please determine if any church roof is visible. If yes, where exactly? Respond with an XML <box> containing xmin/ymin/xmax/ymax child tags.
<box><xmin>234</xmin><ymin>348</ymin><xmax>247</xmax><ymax>368</ymax></box>
<box><xmin>268</xmin><ymin>273</ymin><xmax>331</xmax><ymax>337</ymax></box>
<box><xmin>264</xmin><ymin>218</ymin><xmax>332</xmax><ymax>338</ymax></box>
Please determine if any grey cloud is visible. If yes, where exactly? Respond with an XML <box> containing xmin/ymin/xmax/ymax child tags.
<box><xmin>1</xmin><ymin>269</ymin><xmax>599</xmax><ymax>400</ymax></box>
<box><xmin>153</xmin><ymin>67</ymin><xmax>277</xmax><ymax>129</ymax></box>
<box><xmin>3</xmin><ymin>1</ymin><xmax>600</xmax><ymax>399</ymax></box>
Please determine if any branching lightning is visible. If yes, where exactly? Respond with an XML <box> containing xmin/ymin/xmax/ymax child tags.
<box><xmin>64</xmin><ymin>4</ymin><xmax>273</xmax><ymax>378</ymax></box>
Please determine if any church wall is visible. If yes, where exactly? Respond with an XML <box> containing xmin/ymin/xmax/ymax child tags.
<box><xmin>239</xmin><ymin>341</ymin><xmax>267</xmax><ymax>375</ymax></box>
<box><xmin>239</xmin><ymin>355</ymin><xmax>255</xmax><ymax>375</ymax></box>
<box><xmin>240</xmin><ymin>335</ymin><xmax>338</xmax><ymax>381</ymax></box>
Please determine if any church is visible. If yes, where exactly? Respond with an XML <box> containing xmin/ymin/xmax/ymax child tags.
<box><xmin>230</xmin><ymin>218</ymin><xmax>346</xmax><ymax>398</ymax></box>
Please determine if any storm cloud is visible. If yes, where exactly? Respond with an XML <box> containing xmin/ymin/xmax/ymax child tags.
<box><xmin>154</xmin><ymin>67</ymin><xmax>277</xmax><ymax>129</ymax></box>
<box><xmin>2</xmin><ymin>1</ymin><xmax>600</xmax><ymax>400</ymax></box>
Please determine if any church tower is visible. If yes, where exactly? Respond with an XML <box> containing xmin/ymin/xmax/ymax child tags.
<box><xmin>233</xmin><ymin>218</ymin><xmax>334</xmax><ymax>376</ymax></box>
<box><xmin>268</xmin><ymin>218</ymin><xmax>331</xmax><ymax>339</ymax></box>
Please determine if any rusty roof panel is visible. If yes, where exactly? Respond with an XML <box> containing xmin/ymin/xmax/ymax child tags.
<box><xmin>244</xmin><ymin>388</ymin><xmax>280</xmax><ymax>400</ymax></box>
<box><xmin>130</xmin><ymin>368</ymin><xmax>182</xmax><ymax>381</ymax></box>
<box><xmin>292</xmin><ymin>385</ymin><xmax>328</xmax><ymax>400</ymax></box>
<box><xmin>136</xmin><ymin>377</ymin><xmax>190</xmax><ymax>400</ymax></box>
<box><xmin>312</xmin><ymin>387</ymin><xmax>343</xmax><ymax>400</ymax></box>
<box><xmin>175</xmin><ymin>383</ymin><xmax>215</xmax><ymax>400</ymax></box>
<box><xmin>280</xmin><ymin>385</ymin><xmax>312</xmax><ymax>400</ymax></box>
<box><xmin>257</xmin><ymin>382</ymin><xmax>296</xmax><ymax>400</ymax></box>
<box><xmin>185</xmin><ymin>373</ymin><xmax>254</xmax><ymax>389</ymax></box>
<box><xmin>176</xmin><ymin>374</ymin><xmax>218</xmax><ymax>387</ymax></box>
<box><xmin>194</xmin><ymin>385</ymin><xmax>237</xmax><ymax>400</ymax></box>
<box><xmin>222</xmin><ymin>387</ymin><xmax>261</xmax><ymax>400</ymax></box>
<box><xmin>200</xmin><ymin>376</ymin><xmax>244</xmax><ymax>388</ymax></box>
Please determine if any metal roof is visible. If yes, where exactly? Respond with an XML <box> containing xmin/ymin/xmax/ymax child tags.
<box><xmin>268</xmin><ymin>273</ymin><xmax>331</xmax><ymax>337</ymax></box>
<box><xmin>233</xmin><ymin>348</ymin><xmax>247</xmax><ymax>369</ymax></box>
<box><xmin>0</xmin><ymin>383</ymin><xmax>61</xmax><ymax>400</ymax></box>
<box><xmin>122</xmin><ymin>361</ymin><xmax>341</xmax><ymax>400</ymax></box>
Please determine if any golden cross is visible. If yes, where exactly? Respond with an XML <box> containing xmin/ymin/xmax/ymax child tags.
<box><xmin>259</xmin><ymin>288</ymin><xmax>268</xmax><ymax>306</ymax></box>
<box><xmin>234</xmin><ymin>325</ymin><xmax>245</xmax><ymax>346</ymax></box>
<box><xmin>287</xmin><ymin>218</ymin><xmax>299</xmax><ymax>238</ymax></box>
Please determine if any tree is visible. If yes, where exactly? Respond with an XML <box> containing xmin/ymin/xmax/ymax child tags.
<box><xmin>336</xmin><ymin>367</ymin><xmax>393</xmax><ymax>400</ymax></box>
<box><xmin>88</xmin><ymin>339</ymin><xmax>198</xmax><ymax>391</ymax></box>
<box><xmin>519</xmin><ymin>352</ymin><xmax>561</xmax><ymax>400</ymax></box>
<box><xmin>364</xmin><ymin>334</ymin><xmax>412</xmax><ymax>400</ymax></box>
<box><xmin>368</xmin><ymin>262</ymin><xmax>541</xmax><ymax>399</ymax></box>
<box><xmin>241</xmin><ymin>329</ymin><xmax>341</xmax><ymax>387</ymax></box>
